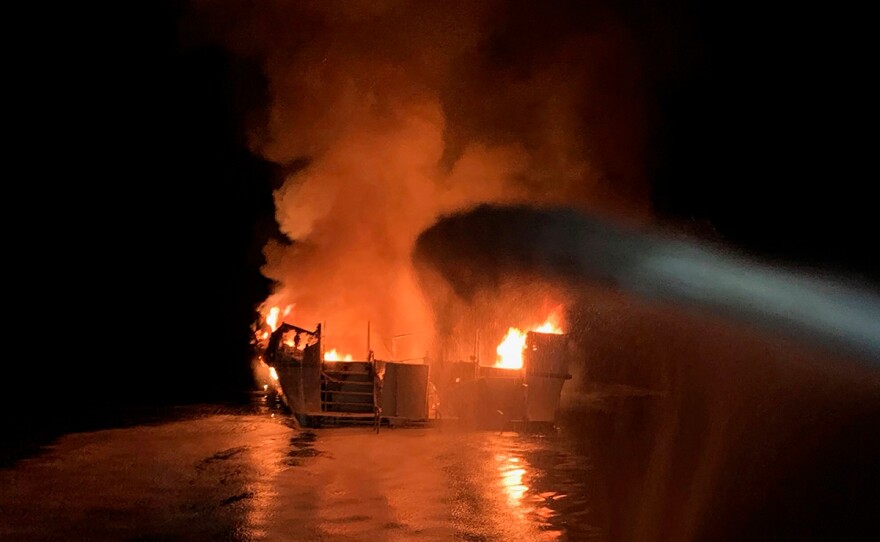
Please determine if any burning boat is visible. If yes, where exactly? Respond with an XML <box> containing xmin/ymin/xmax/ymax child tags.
<box><xmin>258</xmin><ymin>314</ymin><xmax>573</xmax><ymax>431</ymax></box>
<box><xmin>262</xmin><ymin>323</ymin><xmax>431</xmax><ymax>429</ymax></box>
<box><xmin>434</xmin><ymin>329</ymin><xmax>574</xmax><ymax>431</ymax></box>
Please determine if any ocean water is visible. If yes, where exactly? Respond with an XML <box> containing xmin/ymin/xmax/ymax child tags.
<box><xmin>2</xmin><ymin>375</ymin><xmax>877</xmax><ymax>542</ymax></box>
<box><xmin>1</xmin><ymin>399</ymin><xmax>596</xmax><ymax>541</ymax></box>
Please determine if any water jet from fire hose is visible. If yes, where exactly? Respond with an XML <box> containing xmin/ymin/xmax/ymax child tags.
<box><xmin>414</xmin><ymin>204</ymin><xmax>880</xmax><ymax>364</ymax></box>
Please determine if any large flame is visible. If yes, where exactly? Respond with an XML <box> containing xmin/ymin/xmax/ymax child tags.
<box><xmin>258</xmin><ymin>305</ymin><xmax>294</xmax><ymax>343</ymax></box>
<box><xmin>494</xmin><ymin>312</ymin><xmax>563</xmax><ymax>369</ymax></box>
<box><xmin>265</xmin><ymin>306</ymin><xmax>280</xmax><ymax>331</ymax></box>
<box><xmin>263</xmin><ymin>304</ymin><xmax>294</xmax><ymax>333</ymax></box>
<box><xmin>324</xmin><ymin>349</ymin><xmax>354</xmax><ymax>362</ymax></box>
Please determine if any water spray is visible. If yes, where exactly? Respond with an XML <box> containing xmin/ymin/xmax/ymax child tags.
<box><xmin>416</xmin><ymin>204</ymin><xmax>880</xmax><ymax>364</ymax></box>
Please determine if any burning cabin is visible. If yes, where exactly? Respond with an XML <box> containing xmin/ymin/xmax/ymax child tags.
<box><xmin>434</xmin><ymin>330</ymin><xmax>573</xmax><ymax>430</ymax></box>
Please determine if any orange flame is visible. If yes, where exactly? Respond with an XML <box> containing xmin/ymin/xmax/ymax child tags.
<box><xmin>495</xmin><ymin>327</ymin><xmax>529</xmax><ymax>369</ymax></box>
<box><xmin>494</xmin><ymin>312</ymin><xmax>563</xmax><ymax>369</ymax></box>
<box><xmin>268</xmin><ymin>367</ymin><xmax>279</xmax><ymax>381</ymax></box>
<box><xmin>324</xmin><ymin>349</ymin><xmax>354</xmax><ymax>362</ymax></box>
<box><xmin>263</xmin><ymin>304</ymin><xmax>294</xmax><ymax>332</ymax></box>
<box><xmin>266</xmin><ymin>306</ymin><xmax>280</xmax><ymax>331</ymax></box>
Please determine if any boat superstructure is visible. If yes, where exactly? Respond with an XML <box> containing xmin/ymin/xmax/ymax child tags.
<box><xmin>261</xmin><ymin>322</ymin><xmax>572</xmax><ymax>431</ymax></box>
<box><xmin>263</xmin><ymin>323</ymin><xmax>431</xmax><ymax>430</ymax></box>
<box><xmin>433</xmin><ymin>330</ymin><xmax>573</xmax><ymax>430</ymax></box>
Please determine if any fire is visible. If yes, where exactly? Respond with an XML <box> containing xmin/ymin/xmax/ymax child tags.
<box><xmin>324</xmin><ymin>349</ymin><xmax>354</xmax><ymax>362</ymax></box>
<box><xmin>281</xmin><ymin>334</ymin><xmax>308</xmax><ymax>350</ymax></box>
<box><xmin>494</xmin><ymin>312</ymin><xmax>563</xmax><ymax>369</ymax></box>
<box><xmin>269</xmin><ymin>367</ymin><xmax>279</xmax><ymax>381</ymax></box>
<box><xmin>533</xmin><ymin>320</ymin><xmax>562</xmax><ymax>334</ymax></box>
<box><xmin>496</xmin><ymin>328</ymin><xmax>529</xmax><ymax>369</ymax></box>
<box><xmin>266</xmin><ymin>306</ymin><xmax>280</xmax><ymax>331</ymax></box>
<box><xmin>263</xmin><ymin>304</ymin><xmax>294</xmax><ymax>332</ymax></box>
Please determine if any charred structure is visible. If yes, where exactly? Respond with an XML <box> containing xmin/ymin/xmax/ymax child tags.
<box><xmin>261</xmin><ymin>321</ymin><xmax>573</xmax><ymax>432</ymax></box>
<box><xmin>263</xmin><ymin>323</ymin><xmax>431</xmax><ymax>429</ymax></box>
<box><xmin>436</xmin><ymin>330</ymin><xmax>573</xmax><ymax>430</ymax></box>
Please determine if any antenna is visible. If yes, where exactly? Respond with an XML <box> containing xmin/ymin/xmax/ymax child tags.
<box><xmin>475</xmin><ymin>330</ymin><xmax>480</xmax><ymax>364</ymax></box>
<box><xmin>474</xmin><ymin>329</ymin><xmax>480</xmax><ymax>379</ymax></box>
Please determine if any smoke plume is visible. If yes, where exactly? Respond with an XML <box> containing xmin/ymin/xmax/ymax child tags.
<box><xmin>188</xmin><ymin>0</ymin><xmax>650</xmax><ymax>358</ymax></box>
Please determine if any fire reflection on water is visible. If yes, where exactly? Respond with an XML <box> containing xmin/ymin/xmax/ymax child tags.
<box><xmin>497</xmin><ymin>454</ymin><xmax>528</xmax><ymax>508</ymax></box>
<box><xmin>493</xmin><ymin>439</ymin><xmax>577</xmax><ymax>541</ymax></box>
<box><xmin>0</xmin><ymin>403</ymin><xmax>599</xmax><ymax>541</ymax></box>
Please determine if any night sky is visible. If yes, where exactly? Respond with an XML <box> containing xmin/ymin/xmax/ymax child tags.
<box><xmin>9</xmin><ymin>1</ymin><xmax>877</xmax><ymax>431</ymax></box>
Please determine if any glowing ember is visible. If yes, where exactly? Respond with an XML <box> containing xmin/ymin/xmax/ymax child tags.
<box><xmin>324</xmin><ymin>349</ymin><xmax>354</xmax><ymax>362</ymax></box>
<box><xmin>269</xmin><ymin>367</ymin><xmax>279</xmax><ymax>380</ymax></box>
<box><xmin>494</xmin><ymin>312</ymin><xmax>563</xmax><ymax>369</ymax></box>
